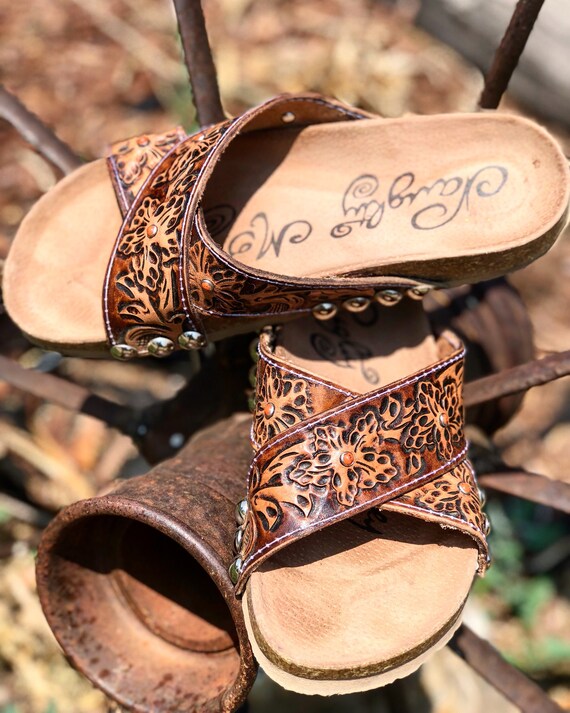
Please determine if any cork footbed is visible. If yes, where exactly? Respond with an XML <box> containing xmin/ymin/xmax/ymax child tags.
<box><xmin>242</xmin><ymin>302</ymin><xmax>479</xmax><ymax>694</ymax></box>
<box><xmin>4</xmin><ymin>113</ymin><xmax>569</xmax><ymax>355</ymax></box>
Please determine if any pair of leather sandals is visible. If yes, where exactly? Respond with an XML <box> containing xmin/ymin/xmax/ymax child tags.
<box><xmin>5</xmin><ymin>93</ymin><xmax>570</xmax><ymax>694</ymax></box>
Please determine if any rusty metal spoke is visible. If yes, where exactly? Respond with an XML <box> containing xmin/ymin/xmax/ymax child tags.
<box><xmin>449</xmin><ymin>625</ymin><xmax>563</xmax><ymax>713</ymax></box>
<box><xmin>479</xmin><ymin>0</ymin><xmax>546</xmax><ymax>109</ymax></box>
<box><xmin>0</xmin><ymin>355</ymin><xmax>134</xmax><ymax>432</ymax></box>
<box><xmin>479</xmin><ymin>469</ymin><xmax>570</xmax><ymax>514</ymax></box>
<box><xmin>464</xmin><ymin>350</ymin><xmax>570</xmax><ymax>408</ymax></box>
<box><xmin>172</xmin><ymin>0</ymin><xmax>224</xmax><ymax>127</ymax></box>
<box><xmin>0</xmin><ymin>85</ymin><xmax>82</xmax><ymax>175</ymax></box>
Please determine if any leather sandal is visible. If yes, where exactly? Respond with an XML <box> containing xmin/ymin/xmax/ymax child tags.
<box><xmin>4</xmin><ymin>93</ymin><xmax>569</xmax><ymax>358</ymax></box>
<box><xmin>232</xmin><ymin>303</ymin><xmax>489</xmax><ymax>693</ymax></box>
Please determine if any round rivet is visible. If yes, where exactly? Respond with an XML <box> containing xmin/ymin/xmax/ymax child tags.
<box><xmin>146</xmin><ymin>224</ymin><xmax>158</xmax><ymax>237</ymax></box>
<box><xmin>235</xmin><ymin>499</ymin><xmax>249</xmax><ymax>525</ymax></box>
<box><xmin>282</xmin><ymin>111</ymin><xmax>295</xmax><ymax>123</ymax></box>
<box><xmin>439</xmin><ymin>413</ymin><xmax>447</xmax><ymax>427</ymax></box>
<box><xmin>147</xmin><ymin>336</ymin><xmax>175</xmax><ymax>357</ymax></box>
<box><xmin>178</xmin><ymin>331</ymin><xmax>207</xmax><ymax>350</ymax></box>
<box><xmin>110</xmin><ymin>344</ymin><xmax>138</xmax><ymax>361</ymax></box>
<box><xmin>483</xmin><ymin>515</ymin><xmax>491</xmax><ymax>536</ymax></box>
<box><xmin>263</xmin><ymin>403</ymin><xmax>275</xmax><ymax>418</ymax></box>
<box><xmin>201</xmin><ymin>278</ymin><xmax>214</xmax><ymax>293</ymax></box>
<box><xmin>408</xmin><ymin>285</ymin><xmax>431</xmax><ymax>300</ymax></box>
<box><xmin>343</xmin><ymin>296</ymin><xmax>371</xmax><ymax>313</ymax></box>
<box><xmin>234</xmin><ymin>527</ymin><xmax>244</xmax><ymax>553</ymax></box>
<box><xmin>458</xmin><ymin>482</ymin><xmax>471</xmax><ymax>495</ymax></box>
<box><xmin>375</xmin><ymin>289</ymin><xmax>402</xmax><ymax>307</ymax></box>
<box><xmin>340</xmin><ymin>451</ymin><xmax>355</xmax><ymax>467</ymax></box>
<box><xmin>136</xmin><ymin>136</ymin><xmax>150</xmax><ymax>147</ymax></box>
<box><xmin>478</xmin><ymin>486</ymin><xmax>487</xmax><ymax>506</ymax></box>
<box><xmin>228</xmin><ymin>557</ymin><xmax>243</xmax><ymax>585</ymax></box>
<box><xmin>312</xmin><ymin>302</ymin><xmax>338</xmax><ymax>320</ymax></box>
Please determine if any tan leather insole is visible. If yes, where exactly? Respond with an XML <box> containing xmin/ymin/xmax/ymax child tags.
<box><xmin>5</xmin><ymin>113</ymin><xmax>567</xmax><ymax>352</ymax></box>
<box><xmin>245</xmin><ymin>302</ymin><xmax>479</xmax><ymax>683</ymax></box>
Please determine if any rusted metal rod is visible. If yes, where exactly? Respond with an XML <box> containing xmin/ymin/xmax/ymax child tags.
<box><xmin>0</xmin><ymin>85</ymin><xmax>82</xmax><ymax>175</ymax></box>
<box><xmin>172</xmin><ymin>0</ymin><xmax>225</xmax><ymax>126</ymax></box>
<box><xmin>479</xmin><ymin>469</ymin><xmax>570</xmax><ymax>514</ymax></box>
<box><xmin>464</xmin><ymin>350</ymin><xmax>570</xmax><ymax>407</ymax></box>
<box><xmin>0</xmin><ymin>355</ymin><xmax>134</xmax><ymax>432</ymax></box>
<box><xmin>450</xmin><ymin>625</ymin><xmax>563</xmax><ymax>713</ymax></box>
<box><xmin>479</xmin><ymin>0</ymin><xmax>546</xmax><ymax>109</ymax></box>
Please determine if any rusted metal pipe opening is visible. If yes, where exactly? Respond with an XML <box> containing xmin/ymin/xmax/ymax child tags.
<box><xmin>114</xmin><ymin>520</ymin><xmax>237</xmax><ymax>653</ymax></box>
<box><xmin>36</xmin><ymin>415</ymin><xmax>257</xmax><ymax>713</ymax></box>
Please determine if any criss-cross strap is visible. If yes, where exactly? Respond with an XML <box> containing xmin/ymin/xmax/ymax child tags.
<box><xmin>103</xmin><ymin>93</ymin><xmax>426</xmax><ymax>357</ymax></box>
<box><xmin>233</xmin><ymin>329</ymin><xmax>489</xmax><ymax>593</ymax></box>
<box><xmin>107</xmin><ymin>127</ymin><xmax>188</xmax><ymax>216</ymax></box>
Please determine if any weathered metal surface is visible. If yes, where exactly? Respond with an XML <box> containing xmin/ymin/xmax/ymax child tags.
<box><xmin>479</xmin><ymin>469</ymin><xmax>570</xmax><ymax>514</ymax></box>
<box><xmin>0</xmin><ymin>84</ymin><xmax>82</xmax><ymax>174</ymax></box>
<box><xmin>36</xmin><ymin>414</ymin><xmax>257</xmax><ymax>713</ymax></box>
<box><xmin>479</xmin><ymin>0</ymin><xmax>546</xmax><ymax>109</ymax></box>
<box><xmin>450</xmin><ymin>625</ymin><xmax>563</xmax><ymax>713</ymax></box>
<box><xmin>464</xmin><ymin>350</ymin><xmax>570</xmax><ymax>407</ymax></box>
<box><xmin>172</xmin><ymin>0</ymin><xmax>225</xmax><ymax>127</ymax></box>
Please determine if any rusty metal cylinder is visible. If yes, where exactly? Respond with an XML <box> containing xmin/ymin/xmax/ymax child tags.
<box><xmin>36</xmin><ymin>414</ymin><xmax>256</xmax><ymax>712</ymax></box>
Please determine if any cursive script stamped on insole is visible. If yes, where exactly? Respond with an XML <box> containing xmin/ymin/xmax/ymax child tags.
<box><xmin>217</xmin><ymin>166</ymin><xmax>509</xmax><ymax>262</ymax></box>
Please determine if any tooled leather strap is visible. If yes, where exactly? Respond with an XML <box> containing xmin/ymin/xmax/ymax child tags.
<box><xmin>234</xmin><ymin>331</ymin><xmax>489</xmax><ymax>592</ymax></box>
<box><xmin>103</xmin><ymin>94</ymin><xmax>426</xmax><ymax>357</ymax></box>
<box><xmin>107</xmin><ymin>128</ymin><xmax>187</xmax><ymax>217</ymax></box>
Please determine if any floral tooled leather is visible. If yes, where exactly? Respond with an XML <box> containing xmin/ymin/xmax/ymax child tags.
<box><xmin>105</xmin><ymin>121</ymin><xmax>231</xmax><ymax>351</ymax></box>
<box><xmin>234</xmin><ymin>331</ymin><xmax>489</xmax><ymax>592</ymax></box>
<box><xmin>107</xmin><ymin>128</ymin><xmax>187</xmax><ymax>216</ymax></box>
<box><xmin>104</xmin><ymin>94</ymin><xmax>426</xmax><ymax>355</ymax></box>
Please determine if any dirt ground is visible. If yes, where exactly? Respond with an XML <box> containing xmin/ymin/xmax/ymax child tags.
<box><xmin>0</xmin><ymin>1</ymin><xmax>568</xmax><ymax>711</ymax></box>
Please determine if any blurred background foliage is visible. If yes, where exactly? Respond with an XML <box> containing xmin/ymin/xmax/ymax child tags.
<box><xmin>0</xmin><ymin>0</ymin><xmax>569</xmax><ymax>711</ymax></box>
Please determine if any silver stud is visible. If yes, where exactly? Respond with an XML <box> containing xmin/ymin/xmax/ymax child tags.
<box><xmin>234</xmin><ymin>527</ymin><xmax>244</xmax><ymax>553</ymax></box>
<box><xmin>110</xmin><ymin>344</ymin><xmax>138</xmax><ymax>360</ymax></box>
<box><xmin>312</xmin><ymin>302</ymin><xmax>338</xmax><ymax>320</ymax></box>
<box><xmin>147</xmin><ymin>336</ymin><xmax>175</xmax><ymax>357</ymax></box>
<box><xmin>483</xmin><ymin>515</ymin><xmax>491</xmax><ymax>536</ymax></box>
<box><xmin>407</xmin><ymin>285</ymin><xmax>431</xmax><ymax>300</ymax></box>
<box><xmin>282</xmin><ymin>111</ymin><xmax>295</xmax><ymax>123</ymax></box>
<box><xmin>343</xmin><ymin>296</ymin><xmax>371</xmax><ymax>313</ymax></box>
<box><xmin>375</xmin><ymin>289</ymin><xmax>402</xmax><ymax>307</ymax></box>
<box><xmin>178</xmin><ymin>331</ymin><xmax>207</xmax><ymax>350</ymax></box>
<box><xmin>235</xmin><ymin>499</ymin><xmax>249</xmax><ymax>525</ymax></box>
<box><xmin>228</xmin><ymin>557</ymin><xmax>243</xmax><ymax>585</ymax></box>
<box><xmin>439</xmin><ymin>413</ymin><xmax>447</xmax><ymax>427</ymax></box>
<box><xmin>477</xmin><ymin>486</ymin><xmax>487</xmax><ymax>506</ymax></box>
<box><xmin>485</xmin><ymin>551</ymin><xmax>493</xmax><ymax>567</ymax></box>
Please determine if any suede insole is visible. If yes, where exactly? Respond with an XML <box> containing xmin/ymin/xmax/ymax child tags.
<box><xmin>4</xmin><ymin>113</ymin><xmax>568</xmax><ymax>354</ymax></box>
<box><xmin>244</xmin><ymin>303</ymin><xmax>479</xmax><ymax>687</ymax></box>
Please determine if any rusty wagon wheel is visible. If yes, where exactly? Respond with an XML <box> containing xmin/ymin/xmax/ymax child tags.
<box><xmin>0</xmin><ymin>0</ymin><xmax>569</xmax><ymax>711</ymax></box>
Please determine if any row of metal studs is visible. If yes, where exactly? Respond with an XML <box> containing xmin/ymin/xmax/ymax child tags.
<box><xmin>229</xmin><ymin>498</ymin><xmax>248</xmax><ymax>584</ymax></box>
<box><xmin>312</xmin><ymin>285</ymin><xmax>432</xmax><ymax>321</ymax></box>
<box><xmin>110</xmin><ymin>330</ymin><xmax>207</xmax><ymax>360</ymax></box>
<box><xmin>228</xmin><ymin>489</ymin><xmax>491</xmax><ymax>586</ymax></box>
